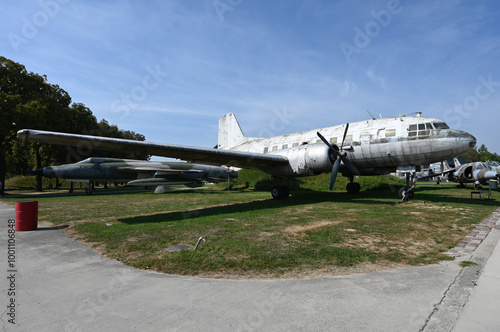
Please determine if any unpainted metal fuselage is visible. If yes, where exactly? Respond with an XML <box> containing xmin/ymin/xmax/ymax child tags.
<box><xmin>220</xmin><ymin>114</ymin><xmax>476</xmax><ymax>177</ymax></box>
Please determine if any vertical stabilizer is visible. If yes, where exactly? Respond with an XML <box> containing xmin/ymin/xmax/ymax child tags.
<box><xmin>454</xmin><ymin>156</ymin><xmax>465</xmax><ymax>167</ymax></box>
<box><xmin>218</xmin><ymin>113</ymin><xmax>246</xmax><ymax>149</ymax></box>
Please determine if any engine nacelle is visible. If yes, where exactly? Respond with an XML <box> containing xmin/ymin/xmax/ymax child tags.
<box><xmin>271</xmin><ymin>143</ymin><xmax>335</xmax><ymax>177</ymax></box>
<box><xmin>456</xmin><ymin>165</ymin><xmax>474</xmax><ymax>182</ymax></box>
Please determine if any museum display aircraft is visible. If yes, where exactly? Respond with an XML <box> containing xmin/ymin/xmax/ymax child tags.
<box><xmin>17</xmin><ymin>112</ymin><xmax>476</xmax><ymax>200</ymax></box>
<box><xmin>419</xmin><ymin>157</ymin><xmax>498</xmax><ymax>188</ymax></box>
<box><xmin>29</xmin><ymin>157</ymin><xmax>237</xmax><ymax>194</ymax></box>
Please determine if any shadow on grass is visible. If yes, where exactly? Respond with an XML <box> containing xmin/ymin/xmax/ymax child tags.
<box><xmin>117</xmin><ymin>186</ymin><xmax>499</xmax><ymax>225</ymax></box>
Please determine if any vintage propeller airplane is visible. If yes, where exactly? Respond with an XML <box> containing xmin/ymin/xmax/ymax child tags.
<box><xmin>17</xmin><ymin>112</ymin><xmax>476</xmax><ymax>200</ymax></box>
<box><xmin>28</xmin><ymin>157</ymin><xmax>238</xmax><ymax>194</ymax></box>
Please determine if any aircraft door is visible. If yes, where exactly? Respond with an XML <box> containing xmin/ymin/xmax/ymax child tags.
<box><xmin>359</xmin><ymin>133</ymin><xmax>372</xmax><ymax>168</ymax></box>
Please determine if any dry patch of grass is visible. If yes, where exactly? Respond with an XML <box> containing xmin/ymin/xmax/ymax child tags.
<box><xmin>283</xmin><ymin>220</ymin><xmax>344</xmax><ymax>238</ymax></box>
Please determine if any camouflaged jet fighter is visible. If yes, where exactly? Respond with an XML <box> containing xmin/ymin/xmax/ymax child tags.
<box><xmin>422</xmin><ymin>157</ymin><xmax>498</xmax><ymax>189</ymax></box>
<box><xmin>18</xmin><ymin>112</ymin><xmax>476</xmax><ymax>200</ymax></box>
<box><xmin>28</xmin><ymin>157</ymin><xmax>237</xmax><ymax>193</ymax></box>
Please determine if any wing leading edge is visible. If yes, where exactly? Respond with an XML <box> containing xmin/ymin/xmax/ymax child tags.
<box><xmin>17</xmin><ymin>129</ymin><xmax>288</xmax><ymax>170</ymax></box>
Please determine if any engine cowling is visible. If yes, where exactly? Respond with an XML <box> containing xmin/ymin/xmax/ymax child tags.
<box><xmin>271</xmin><ymin>143</ymin><xmax>335</xmax><ymax>177</ymax></box>
<box><xmin>456</xmin><ymin>165</ymin><xmax>474</xmax><ymax>182</ymax></box>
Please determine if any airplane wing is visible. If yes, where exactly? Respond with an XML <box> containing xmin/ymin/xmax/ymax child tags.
<box><xmin>17</xmin><ymin>129</ymin><xmax>288</xmax><ymax>170</ymax></box>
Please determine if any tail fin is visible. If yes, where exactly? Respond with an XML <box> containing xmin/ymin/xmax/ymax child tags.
<box><xmin>453</xmin><ymin>156</ymin><xmax>465</xmax><ymax>167</ymax></box>
<box><xmin>218</xmin><ymin>113</ymin><xmax>246</xmax><ymax>149</ymax></box>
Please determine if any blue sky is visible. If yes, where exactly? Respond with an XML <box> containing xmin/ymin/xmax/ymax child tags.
<box><xmin>2</xmin><ymin>0</ymin><xmax>500</xmax><ymax>158</ymax></box>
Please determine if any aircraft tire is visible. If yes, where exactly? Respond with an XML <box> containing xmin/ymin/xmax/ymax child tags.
<box><xmin>271</xmin><ymin>186</ymin><xmax>290</xmax><ymax>200</ymax></box>
<box><xmin>398</xmin><ymin>186</ymin><xmax>414</xmax><ymax>201</ymax></box>
<box><xmin>346</xmin><ymin>182</ymin><xmax>361</xmax><ymax>194</ymax></box>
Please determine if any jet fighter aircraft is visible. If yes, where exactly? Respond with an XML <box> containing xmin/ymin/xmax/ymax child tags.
<box><xmin>420</xmin><ymin>157</ymin><xmax>498</xmax><ymax>188</ymax></box>
<box><xmin>17</xmin><ymin>112</ymin><xmax>476</xmax><ymax>200</ymax></box>
<box><xmin>419</xmin><ymin>157</ymin><xmax>499</xmax><ymax>188</ymax></box>
<box><xmin>29</xmin><ymin>157</ymin><xmax>238</xmax><ymax>194</ymax></box>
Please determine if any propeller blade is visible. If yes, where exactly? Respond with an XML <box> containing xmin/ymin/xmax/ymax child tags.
<box><xmin>330</xmin><ymin>158</ymin><xmax>341</xmax><ymax>190</ymax></box>
<box><xmin>316</xmin><ymin>131</ymin><xmax>339</xmax><ymax>152</ymax></box>
<box><xmin>342</xmin><ymin>157</ymin><xmax>360</xmax><ymax>175</ymax></box>
<box><xmin>340</xmin><ymin>123</ymin><xmax>350</xmax><ymax>151</ymax></box>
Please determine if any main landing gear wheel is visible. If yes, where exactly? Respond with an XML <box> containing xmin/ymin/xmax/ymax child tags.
<box><xmin>271</xmin><ymin>186</ymin><xmax>290</xmax><ymax>200</ymax></box>
<box><xmin>398</xmin><ymin>186</ymin><xmax>414</xmax><ymax>202</ymax></box>
<box><xmin>346</xmin><ymin>182</ymin><xmax>361</xmax><ymax>194</ymax></box>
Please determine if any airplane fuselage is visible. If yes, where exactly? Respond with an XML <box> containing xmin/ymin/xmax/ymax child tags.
<box><xmin>32</xmin><ymin>158</ymin><xmax>237</xmax><ymax>186</ymax></box>
<box><xmin>223</xmin><ymin>114</ymin><xmax>476</xmax><ymax>177</ymax></box>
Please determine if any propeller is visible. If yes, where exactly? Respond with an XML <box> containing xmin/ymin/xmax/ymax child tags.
<box><xmin>317</xmin><ymin>123</ymin><xmax>359</xmax><ymax>190</ymax></box>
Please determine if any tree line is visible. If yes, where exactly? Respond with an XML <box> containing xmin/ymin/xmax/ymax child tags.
<box><xmin>1</xmin><ymin>57</ymin><xmax>148</xmax><ymax>194</ymax></box>
<box><xmin>462</xmin><ymin>144</ymin><xmax>500</xmax><ymax>163</ymax></box>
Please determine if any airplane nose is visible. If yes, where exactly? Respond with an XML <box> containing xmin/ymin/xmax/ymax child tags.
<box><xmin>457</xmin><ymin>130</ymin><xmax>476</xmax><ymax>149</ymax></box>
<box><xmin>485</xmin><ymin>171</ymin><xmax>497</xmax><ymax>180</ymax></box>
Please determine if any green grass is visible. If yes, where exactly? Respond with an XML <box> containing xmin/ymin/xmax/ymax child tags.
<box><xmin>459</xmin><ymin>261</ymin><xmax>478</xmax><ymax>268</ymax></box>
<box><xmin>3</xmin><ymin>176</ymin><xmax>499</xmax><ymax>278</ymax></box>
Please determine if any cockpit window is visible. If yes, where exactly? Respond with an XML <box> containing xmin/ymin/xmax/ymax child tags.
<box><xmin>408</xmin><ymin>123</ymin><xmax>431</xmax><ymax>138</ymax></box>
<box><xmin>433</xmin><ymin>122</ymin><xmax>449</xmax><ymax>129</ymax></box>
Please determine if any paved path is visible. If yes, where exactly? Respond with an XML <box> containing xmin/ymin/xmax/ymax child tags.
<box><xmin>1</xmin><ymin>202</ymin><xmax>499</xmax><ymax>331</ymax></box>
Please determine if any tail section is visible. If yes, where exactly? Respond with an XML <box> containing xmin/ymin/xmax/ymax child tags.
<box><xmin>218</xmin><ymin>113</ymin><xmax>246</xmax><ymax>149</ymax></box>
<box><xmin>453</xmin><ymin>156</ymin><xmax>466</xmax><ymax>168</ymax></box>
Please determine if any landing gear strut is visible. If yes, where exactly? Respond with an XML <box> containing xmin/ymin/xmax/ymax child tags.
<box><xmin>399</xmin><ymin>172</ymin><xmax>416</xmax><ymax>202</ymax></box>
<box><xmin>398</xmin><ymin>186</ymin><xmax>415</xmax><ymax>202</ymax></box>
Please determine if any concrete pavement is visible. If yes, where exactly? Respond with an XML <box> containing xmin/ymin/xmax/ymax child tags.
<box><xmin>1</xmin><ymin>201</ymin><xmax>499</xmax><ymax>331</ymax></box>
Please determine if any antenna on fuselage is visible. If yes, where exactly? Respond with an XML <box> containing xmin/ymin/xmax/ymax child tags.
<box><xmin>367</xmin><ymin>110</ymin><xmax>375</xmax><ymax>120</ymax></box>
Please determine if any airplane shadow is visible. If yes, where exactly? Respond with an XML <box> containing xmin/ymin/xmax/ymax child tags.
<box><xmin>118</xmin><ymin>190</ymin><xmax>377</xmax><ymax>225</ymax></box>
<box><xmin>116</xmin><ymin>187</ymin><xmax>500</xmax><ymax>225</ymax></box>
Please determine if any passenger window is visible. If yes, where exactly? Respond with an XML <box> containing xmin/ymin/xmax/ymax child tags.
<box><xmin>330</xmin><ymin>137</ymin><xmax>337</xmax><ymax>144</ymax></box>
<box><xmin>272</xmin><ymin>146</ymin><xmax>278</xmax><ymax>151</ymax></box>
<box><xmin>292</xmin><ymin>143</ymin><xmax>299</xmax><ymax>147</ymax></box>
<box><xmin>386</xmin><ymin>129</ymin><xmax>396</xmax><ymax>137</ymax></box>
<box><xmin>264</xmin><ymin>147</ymin><xmax>269</xmax><ymax>153</ymax></box>
<box><xmin>344</xmin><ymin>135</ymin><xmax>353</xmax><ymax>142</ymax></box>
<box><xmin>282</xmin><ymin>144</ymin><xmax>288</xmax><ymax>149</ymax></box>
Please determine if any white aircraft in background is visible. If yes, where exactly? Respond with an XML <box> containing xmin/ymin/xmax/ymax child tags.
<box><xmin>17</xmin><ymin>112</ymin><xmax>476</xmax><ymax>200</ymax></box>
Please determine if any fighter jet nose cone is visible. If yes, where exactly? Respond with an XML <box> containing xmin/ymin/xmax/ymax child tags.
<box><xmin>485</xmin><ymin>171</ymin><xmax>497</xmax><ymax>180</ymax></box>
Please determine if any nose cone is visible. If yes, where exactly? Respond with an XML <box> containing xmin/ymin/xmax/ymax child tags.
<box><xmin>455</xmin><ymin>130</ymin><xmax>476</xmax><ymax>154</ymax></box>
<box><xmin>484</xmin><ymin>171</ymin><xmax>498</xmax><ymax>180</ymax></box>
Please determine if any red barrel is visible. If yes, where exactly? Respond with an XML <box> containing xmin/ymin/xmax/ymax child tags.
<box><xmin>15</xmin><ymin>201</ymin><xmax>38</xmax><ymax>231</ymax></box>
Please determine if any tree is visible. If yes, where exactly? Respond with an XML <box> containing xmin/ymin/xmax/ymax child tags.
<box><xmin>1</xmin><ymin>57</ymin><xmax>148</xmax><ymax>194</ymax></box>
<box><xmin>0</xmin><ymin>57</ymin><xmax>52</xmax><ymax>194</ymax></box>
<box><xmin>478</xmin><ymin>144</ymin><xmax>488</xmax><ymax>153</ymax></box>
